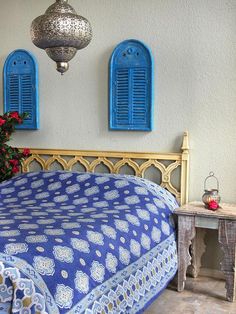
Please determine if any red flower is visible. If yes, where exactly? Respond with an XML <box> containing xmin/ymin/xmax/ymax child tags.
<box><xmin>12</xmin><ymin>166</ymin><xmax>19</xmax><ymax>174</ymax></box>
<box><xmin>208</xmin><ymin>200</ymin><xmax>219</xmax><ymax>211</ymax></box>
<box><xmin>0</xmin><ymin>112</ymin><xmax>28</xmax><ymax>182</ymax></box>
<box><xmin>23</xmin><ymin>148</ymin><xmax>30</xmax><ymax>156</ymax></box>
<box><xmin>10</xmin><ymin>112</ymin><xmax>19</xmax><ymax>119</ymax></box>
<box><xmin>9</xmin><ymin>112</ymin><xmax>22</xmax><ymax>123</ymax></box>
<box><xmin>9</xmin><ymin>159</ymin><xmax>19</xmax><ymax>166</ymax></box>
<box><xmin>0</xmin><ymin>118</ymin><xmax>6</xmax><ymax>126</ymax></box>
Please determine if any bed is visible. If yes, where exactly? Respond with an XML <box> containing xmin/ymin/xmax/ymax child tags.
<box><xmin>0</xmin><ymin>132</ymin><xmax>189</xmax><ymax>314</ymax></box>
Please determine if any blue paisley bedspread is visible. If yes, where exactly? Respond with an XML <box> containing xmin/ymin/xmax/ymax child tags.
<box><xmin>0</xmin><ymin>171</ymin><xmax>178</xmax><ymax>314</ymax></box>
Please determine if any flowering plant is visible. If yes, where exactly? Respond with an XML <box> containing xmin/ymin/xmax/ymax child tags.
<box><xmin>0</xmin><ymin>112</ymin><xmax>30</xmax><ymax>182</ymax></box>
<box><xmin>208</xmin><ymin>200</ymin><xmax>219</xmax><ymax>211</ymax></box>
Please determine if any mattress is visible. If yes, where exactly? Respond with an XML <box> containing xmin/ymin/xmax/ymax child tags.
<box><xmin>0</xmin><ymin>171</ymin><xmax>178</xmax><ymax>313</ymax></box>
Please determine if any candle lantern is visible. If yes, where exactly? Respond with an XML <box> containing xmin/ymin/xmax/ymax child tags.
<box><xmin>202</xmin><ymin>172</ymin><xmax>221</xmax><ymax>209</ymax></box>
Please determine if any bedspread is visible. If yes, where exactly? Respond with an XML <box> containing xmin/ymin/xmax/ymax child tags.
<box><xmin>0</xmin><ymin>171</ymin><xmax>178</xmax><ymax>313</ymax></box>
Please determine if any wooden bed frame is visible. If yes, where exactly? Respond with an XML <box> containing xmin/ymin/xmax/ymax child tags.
<box><xmin>21</xmin><ymin>132</ymin><xmax>189</xmax><ymax>205</ymax></box>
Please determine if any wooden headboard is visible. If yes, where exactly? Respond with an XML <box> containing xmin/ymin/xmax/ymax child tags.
<box><xmin>21</xmin><ymin>132</ymin><xmax>189</xmax><ymax>205</ymax></box>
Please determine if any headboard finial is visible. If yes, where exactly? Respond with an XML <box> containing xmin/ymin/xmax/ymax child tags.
<box><xmin>180</xmin><ymin>131</ymin><xmax>189</xmax><ymax>205</ymax></box>
<box><xmin>181</xmin><ymin>131</ymin><xmax>189</xmax><ymax>153</ymax></box>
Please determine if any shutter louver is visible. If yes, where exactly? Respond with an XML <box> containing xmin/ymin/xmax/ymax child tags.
<box><xmin>132</xmin><ymin>68</ymin><xmax>147</xmax><ymax>125</ymax></box>
<box><xmin>21</xmin><ymin>75</ymin><xmax>34</xmax><ymax>125</ymax></box>
<box><xmin>109</xmin><ymin>40</ymin><xmax>153</xmax><ymax>131</ymax></box>
<box><xmin>115</xmin><ymin>68</ymin><xmax>129</xmax><ymax>126</ymax></box>
<box><xmin>4</xmin><ymin>49</ymin><xmax>39</xmax><ymax>130</ymax></box>
<box><xmin>8</xmin><ymin>75</ymin><xmax>20</xmax><ymax>112</ymax></box>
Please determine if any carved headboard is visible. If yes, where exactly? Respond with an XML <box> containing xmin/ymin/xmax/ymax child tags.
<box><xmin>21</xmin><ymin>132</ymin><xmax>189</xmax><ymax>205</ymax></box>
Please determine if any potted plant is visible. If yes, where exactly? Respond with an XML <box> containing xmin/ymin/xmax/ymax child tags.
<box><xmin>0</xmin><ymin>112</ymin><xmax>30</xmax><ymax>182</ymax></box>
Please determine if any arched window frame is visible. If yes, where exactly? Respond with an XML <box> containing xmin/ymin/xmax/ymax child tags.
<box><xmin>4</xmin><ymin>49</ymin><xmax>39</xmax><ymax>130</ymax></box>
<box><xmin>109</xmin><ymin>39</ymin><xmax>154</xmax><ymax>131</ymax></box>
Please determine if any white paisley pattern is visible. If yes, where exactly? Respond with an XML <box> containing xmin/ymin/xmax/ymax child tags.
<box><xmin>130</xmin><ymin>239</ymin><xmax>141</xmax><ymax>257</ymax></box>
<box><xmin>125</xmin><ymin>213</ymin><xmax>140</xmax><ymax>226</ymax></box>
<box><xmin>4</xmin><ymin>243</ymin><xmax>28</xmax><ymax>255</ymax></box>
<box><xmin>86</xmin><ymin>231</ymin><xmax>104</xmax><ymax>245</ymax></box>
<box><xmin>105</xmin><ymin>253</ymin><xmax>118</xmax><ymax>273</ymax></box>
<box><xmin>101</xmin><ymin>224</ymin><xmax>117</xmax><ymax>239</ymax></box>
<box><xmin>55</xmin><ymin>284</ymin><xmax>73</xmax><ymax>309</ymax></box>
<box><xmin>90</xmin><ymin>261</ymin><xmax>105</xmax><ymax>283</ymax></box>
<box><xmin>119</xmin><ymin>247</ymin><xmax>131</xmax><ymax>265</ymax></box>
<box><xmin>53</xmin><ymin>246</ymin><xmax>74</xmax><ymax>263</ymax></box>
<box><xmin>151</xmin><ymin>226</ymin><xmax>162</xmax><ymax>243</ymax></box>
<box><xmin>71</xmin><ymin>238</ymin><xmax>90</xmax><ymax>253</ymax></box>
<box><xmin>141</xmin><ymin>233</ymin><xmax>151</xmax><ymax>251</ymax></box>
<box><xmin>114</xmin><ymin>219</ymin><xmax>129</xmax><ymax>233</ymax></box>
<box><xmin>33</xmin><ymin>256</ymin><xmax>55</xmax><ymax>276</ymax></box>
<box><xmin>74</xmin><ymin>271</ymin><xmax>89</xmax><ymax>294</ymax></box>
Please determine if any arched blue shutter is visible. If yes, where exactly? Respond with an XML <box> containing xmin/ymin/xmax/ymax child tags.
<box><xmin>4</xmin><ymin>49</ymin><xmax>39</xmax><ymax>129</ymax></box>
<box><xmin>109</xmin><ymin>39</ymin><xmax>154</xmax><ymax>131</ymax></box>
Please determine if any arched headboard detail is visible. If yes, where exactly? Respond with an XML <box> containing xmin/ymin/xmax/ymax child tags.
<box><xmin>21</xmin><ymin>132</ymin><xmax>189</xmax><ymax>205</ymax></box>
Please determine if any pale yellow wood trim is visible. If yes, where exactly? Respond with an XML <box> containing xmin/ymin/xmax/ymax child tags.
<box><xmin>21</xmin><ymin>149</ymin><xmax>182</xmax><ymax>160</ymax></box>
<box><xmin>180</xmin><ymin>131</ymin><xmax>190</xmax><ymax>205</ymax></box>
<box><xmin>20</xmin><ymin>132</ymin><xmax>190</xmax><ymax>205</ymax></box>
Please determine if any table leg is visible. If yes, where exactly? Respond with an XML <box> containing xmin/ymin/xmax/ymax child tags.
<box><xmin>218</xmin><ymin>219</ymin><xmax>236</xmax><ymax>302</ymax></box>
<box><xmin>177</xmin><ymin>215</ymin><xmax>196</xmax><ymax>292</ymax></box>
<box><xmin>188</xmin><ymin>229</ymin><xmax>206</xmax><ymax>278</ymax></box>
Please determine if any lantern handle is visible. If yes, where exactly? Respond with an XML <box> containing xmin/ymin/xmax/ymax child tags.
<box><xmin>204</xmin><ymin>172</ymin><xmax>219</xmax><ymax>191</ymax></box>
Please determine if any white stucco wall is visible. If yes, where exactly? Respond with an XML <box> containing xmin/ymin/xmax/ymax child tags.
<box><xmin>0</xmin><ymin>0</ymin><xmax>236</xmax><ymax>205</ymax></box>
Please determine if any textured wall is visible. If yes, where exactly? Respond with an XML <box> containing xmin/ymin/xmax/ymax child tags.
<box><xmin>0</xmin><ymin>0</ymin><xmax>236</xmax><ymax>268</ymax></box>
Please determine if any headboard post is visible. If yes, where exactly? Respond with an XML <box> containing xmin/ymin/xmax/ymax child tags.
<box><xmin>180</xmin><ymin>131</ymin><xmax>190</xmax><ymax>205</ymax></box>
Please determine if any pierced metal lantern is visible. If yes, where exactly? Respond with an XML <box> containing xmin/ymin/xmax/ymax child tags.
<box><xmin>202</xmin><ymin>172</ymin><xmax>221</xmax><ymax>208</ymax></box>
<box><xmin>30</xmin><ymin>0</ymin><xmax>92</xmax><ymax>74</ymax></box>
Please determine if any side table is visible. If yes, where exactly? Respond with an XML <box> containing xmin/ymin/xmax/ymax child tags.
<box><xmin>175</xmin><ymin>201</ymin><xmax>236</xmax><ymax>302</ymax></box>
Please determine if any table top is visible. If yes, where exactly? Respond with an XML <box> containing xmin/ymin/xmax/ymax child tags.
<box><xmin>175</xmin><ymin>201</ymin><xmax>236</xmax><ymax>220</ymax></box>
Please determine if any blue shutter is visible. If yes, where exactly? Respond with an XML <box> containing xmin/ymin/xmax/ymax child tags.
<box><xmin>132</xmin><ymin>68</ymin><xmax>148</xmax><ymax>126</ymax></box>
<box><xmin>115</xmin><ymin>68</ymin><xmax>129</xmax><ymax>125</ymax></box>
<box><xmin>109</xmin><ymin>39</ymin><xmax>154</xmax><ymax>131</ymax></box>
<box><xmin>4</xmin><ymin>49</ymin><xmax>39</xmax><ymax>130</ymax></box>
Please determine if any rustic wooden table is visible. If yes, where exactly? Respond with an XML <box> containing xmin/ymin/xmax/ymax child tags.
<box><xmin>175</xmin><ymin>201</ymin><xmax>236</xmax><ymax>302</ymax></box>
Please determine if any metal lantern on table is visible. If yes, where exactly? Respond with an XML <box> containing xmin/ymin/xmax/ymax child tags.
<box><xmin>202</xmin><ymin>172</ymin><xmax>221</xmax><ymax>208</ymax></box>
<box><xmin>30</xmin><ymin>0</ymin><xmax>92</xmax><ymax>74</ymax></box>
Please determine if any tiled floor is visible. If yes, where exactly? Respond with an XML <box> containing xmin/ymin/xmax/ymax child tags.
<box><xmin>145</xmin><ymin>276</ymin><xmax>236</xmax><ymax>314</ymax></box>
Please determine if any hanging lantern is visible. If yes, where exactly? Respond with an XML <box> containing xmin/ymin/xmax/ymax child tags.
<box><xmin>30</xmin><ymin>0</ymin><xmax>92</xmax><ymax>74</ymax></box>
